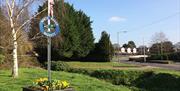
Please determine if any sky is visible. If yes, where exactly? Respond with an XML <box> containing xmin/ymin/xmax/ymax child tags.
<box><xmin>64</xmin><ymin>0</ymin><xmax>180</xmax><ymax>47</ymax></box>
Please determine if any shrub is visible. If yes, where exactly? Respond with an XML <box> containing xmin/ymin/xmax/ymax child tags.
<box><xmin>90</xmin><ymin>69</ymin><xmax>145</xmax><ymax>85</ymax></box>
<box><xmin>169</xmin><ymin>52</ymin><xmax>180</xmax><ymax>62</ymax></box>
<box><xmin>148</xmin><ymin>54</ymin><xmax>168</xmax><ymax>60</ymax></box>
<box><xmin>45</xmin><ymin>61</ymin><xmax>70</xmax><ymax>71</ymax></box>
<box><xmin>149</xmin><ymin>52</ymin><xmax>180</xmax><ymax>62</ymax></box>
<box><xmin>134</xmin><ymin>73</ymin><xmax>180</xmax><ymax>91</ymax></box>
<box><xmin>67</xmin><ymin>68</ymin><xmax>93</xmax><ymax>75</ymax></box>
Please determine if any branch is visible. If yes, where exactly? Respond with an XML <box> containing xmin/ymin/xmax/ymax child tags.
<box><xmin>29</xmin><ymin>32</ymin><xmax>41</xmax><ymax>40</ymax></box>
<box><xmin>6</xmin><ymin>0</ymin><xmax>11</xmax><ymax>17</ymax></box>
<box><xmin>11</xmin><ymin>0</ymin><xmax>15</xmax><ymax>10</ymax></box>
<box><xmin>15</xmin><ymin>0</ymin><xmax>34</xmax><ymax>21</ymax></box>
<box><xmin>30</xmin><ymin>35</ymin><xmax>44</xmax><ymax>41</ymax></box>
<box><xmin>15</xmin><ymin>7</ymin><xmax>47</xmax><ymax>35</ymax></box>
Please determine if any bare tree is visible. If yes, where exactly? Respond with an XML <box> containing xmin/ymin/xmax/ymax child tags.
<box><xmin>151</xmin><ymin>32</ymin><xmax>168</xmax><ymax>44</ymax></box>
<box><xmin>151</xmin><ymin>32</ymin><xmax>168</xmax><ymax>59</ymax></box>
<box><xmin>2</xmin><ymin>0</ymin><xmax>47</xmax><ymax>78</ymax></box>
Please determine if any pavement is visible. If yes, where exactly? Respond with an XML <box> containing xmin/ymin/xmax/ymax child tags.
<box><xmin>120</xmin><ymin>60</ymin><xmax>180</xmax><ymax>71</ymax></box>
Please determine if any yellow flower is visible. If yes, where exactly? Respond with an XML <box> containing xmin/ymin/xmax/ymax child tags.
<box><xmin>61</xmin><ymin>81</ymin><xmax>69</xmax><ymax>88</ymax></box>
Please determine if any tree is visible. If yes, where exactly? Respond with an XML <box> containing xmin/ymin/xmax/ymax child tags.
<box><xmin>92</xmin><ymin>31</ymin><xmax>114</xmax><ymax>62</ymax></box>
<box><xmin>150</xmin><ymin>41</ymin><xmax>174</xmax><ymax>59</ymax></box>
<box><xmin>150</xmin><ymin>32</ymin><xmax>169</xmax><ymax>58</ymax></box>
<box><xmin>122</xmin><ymin>44</ymin><xmax>128</xmax><ymax>48</ymax></box>
<box><xmin>128</xmin><ymin>41</ymin><xmax>136</xmax><ymax>48</ymax></box>
<box><xmin>174</xmin><ymin>42</ymin><xmax>180</xmax><ymax>52</ymax></box>
<box><xmin>137</xmin><ymin>45</ymin><xmax>149</xmax><ymax>55</ymax></box>
<box><xmin>122</xmin><ymin>41</ymin><xmax>136</xmax><ymax>48</ymax></box>
<box><xmin>29</xmin><ymin>0</ymin><xmax>94</xmax><ymax>61</ymax></box>
<box><xmin>1</xmin><ymin>0</ymin><xmax>46</xmax><ymax>78</ymax></box>
<box><xmin>151</xmin><ymin>32</ymin><xmax>168</xmax><ymax>43</ymax></box>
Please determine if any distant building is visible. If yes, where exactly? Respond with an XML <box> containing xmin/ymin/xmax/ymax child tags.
<box><xmin>121</xmin><ymin>47</ymin><xmax>126</xmax><ymax>53</ymax></box>
<box><xmin>127</xmin><ymin>48</ymin><xmax>132</xmax><ymax>54</ymax></box>
<box><xmin>133</xmin><ymin>48</ymin><xmax>137</xmax><ymax>54</ymax></box>
<box><xmin>115</xmin><ymin>47</ymin><xmax>139</xmax><ymax>55</ymax></box>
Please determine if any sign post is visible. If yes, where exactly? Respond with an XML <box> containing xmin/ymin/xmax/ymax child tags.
<box><xmin>47</xmin><ymin>0</ymin><xmax>52</xmax><ymax>84</ymax></box>
<box><xmin>39</xmin><ymin>0</ymin><xmax>60</xmax><ymax>90</ymax></box>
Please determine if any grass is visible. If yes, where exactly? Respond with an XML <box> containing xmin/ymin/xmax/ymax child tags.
<box><xmin>66</xmin><ymin>62</ymin><xmax>142</xmax><ymax>70</ymax></box>
<box><xmin>0</xmin><ymin>68</ymin><xmax>131</xmax><ymax>91</ymax></box>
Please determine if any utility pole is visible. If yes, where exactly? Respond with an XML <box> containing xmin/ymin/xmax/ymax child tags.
<box><xmin>160</xmin><ymin>41</ymin><xmax>163</xmax><ymax>60</ymax></box>
<box><xmin>117</xmin><ymin>31</ymin><xmax>127</xmax><ymax>62</ymax></box>
<box><xmin>143</xmin><ymin>38</ymin><xmax>146</xmax><ymax>62</ymax></box>
<box><xmin>117</xmin><ymin>32</ymin><xmax>119</xmax><ymax>61</ymax></box>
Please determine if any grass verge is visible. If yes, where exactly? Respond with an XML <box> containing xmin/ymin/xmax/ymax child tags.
<box><xmin>0</xmin><ymin>68</ymin><xmax>130</xmax><ymax>91</ymax></box>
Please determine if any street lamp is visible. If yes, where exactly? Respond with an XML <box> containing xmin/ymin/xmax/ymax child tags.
<box><xmin>117</xmin><ymin>30</ymin><xmax>127</xmax><ymax>62</ymax></box>
<box><xmin>117</xmin><ymin>30</ymin><xmax>127</xmax><ymax>47</ymax></box>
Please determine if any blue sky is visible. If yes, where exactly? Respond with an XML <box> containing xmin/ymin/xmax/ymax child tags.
<box><xmin>64</xmin><ymin>0</ymin><xmax>180</xmax><ymax>47</ymax></box>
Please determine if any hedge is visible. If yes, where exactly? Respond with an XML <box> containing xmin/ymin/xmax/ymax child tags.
<box><xmin>48</xmin><ymin>61</ymin><xmax>180</xmax><ymax>91</ymax></box>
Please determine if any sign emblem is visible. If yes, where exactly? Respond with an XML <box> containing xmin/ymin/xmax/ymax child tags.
<box><xmin>39</xmin><ymin>16</ymin><xmax>60</xmax><ymax>37</ymax></box>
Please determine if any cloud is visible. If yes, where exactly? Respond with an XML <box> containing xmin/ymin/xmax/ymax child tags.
<box><xmin>109</xmin><ymin>16</ymin><xmax>126</xmax><ymax>22</ymax></box>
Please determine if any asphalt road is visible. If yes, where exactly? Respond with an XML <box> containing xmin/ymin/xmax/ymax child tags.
<box><xmin>120</xmin><ymin>60</ymin><xmax>180</xmax><ymax>71</ymax></box>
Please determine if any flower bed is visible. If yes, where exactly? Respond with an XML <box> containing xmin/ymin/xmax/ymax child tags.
<box><xmin>23</xmin><ymin>78</ymin><xmax>74</xmax><ymax>91</ymax></box>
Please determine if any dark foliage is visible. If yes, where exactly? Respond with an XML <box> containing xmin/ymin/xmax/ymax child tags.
<box><xmin>85</xmin><ymin>31</ymin><xmax>114</xmax><ymax>62</ymax></box>
<box><xmin>45</xmin><ymin>61</ymin><xmax>70</xmax><ymax>71</ymax></box>
<box><xmin>29</xmin><ymin>0</ymin><xmax>94</xmax><ymax>62</ymax></box>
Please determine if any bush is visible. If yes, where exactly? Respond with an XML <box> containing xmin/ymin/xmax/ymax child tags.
<box><xmin>45</xmin><ymin>61</ymin><xmax>70</xmax><ymax>71</ymax></box>
<box><xmin>169</xmin><ymin>52</ymin><xmax>180</xmax><ymax>62</ymax></box>
<box><xmin>149</xmin><ymin>52</ymin><xmax>180</xmax><ymax>62</ymax></box>
<box><xmin>148</xmin><ymin>54</ymin><xmax>168</xmax><ymax>60</ymax></box>
<box><xmin>90</xmin><ymin>69</ymin><xmax>145</xmax><ymax>85</ymax></box>
<box><xmin>134</xmin><ymin>73</ymin><xmax>180</xmax><ymax>91</ymax></box>
<box><xmin>67</xmin><ymin>68</ymin><xmax>93</xmax><ymax>75</ymax></box>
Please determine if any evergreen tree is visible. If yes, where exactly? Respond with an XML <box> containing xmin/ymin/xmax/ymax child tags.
<box><xmin>93</xmin><ymin>31</ymin><xmax>114</xmax><ymax>62</ymax></box>
<box><xmin>29</xmin><ymin>0</ymin><xmax>94</xmax><ymax>61</ymax></box>
<box><xmin>128</xmin><ymin>41</ymin><xmax>136</xmax><ymax>48</ymax></box>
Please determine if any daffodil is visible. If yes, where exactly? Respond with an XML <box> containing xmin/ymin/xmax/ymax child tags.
<box><xmin>32</xmin><ymin>78</ymin><xmax>70</xmax><ymax>90</ymax></box>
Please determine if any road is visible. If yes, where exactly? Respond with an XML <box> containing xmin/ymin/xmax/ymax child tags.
<box><xmin>120</xmin><ymin>60</ymin><xmax>180</xmax><ymax>71</ymax></box>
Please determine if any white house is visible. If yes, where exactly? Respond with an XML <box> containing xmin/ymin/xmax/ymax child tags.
<box><xmin>133</xmin><ymin>48</ymin><xmax>137</xmax><ymax>54</ymax></box>
<box><xmin>121</xmin><ymin>47</ymin><xmax>126</xmax><ymax>53</ymax></box>
<box><xmin>127</xmin><ymin>48</ymin><xmax>132</xmax><ymax>54</ymax></box>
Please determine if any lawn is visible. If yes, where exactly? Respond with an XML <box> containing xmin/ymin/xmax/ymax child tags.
<box><xmin>66</xmin><ymin>62</ymin><xmax>140</xmax><ymax>69</ymax></box>
<box><xmin>0</xmin><ymin>68</ymin><xmax>131</xmax><ymax>91</ymax></box>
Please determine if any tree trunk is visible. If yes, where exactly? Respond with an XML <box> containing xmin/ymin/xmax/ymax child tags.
<box><xmin>12</xmin><ymin>32</ymin><xmax>18</xmax><ymax>78</ymax></box>
<box><xmin>10</xmin><ymin>17</ymin><xmax>18</xmax><ymax>78</ymax></box>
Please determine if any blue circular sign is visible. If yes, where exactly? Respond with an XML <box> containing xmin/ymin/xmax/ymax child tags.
<box><xmin>39</xmin><ymin>16</ymin><xmax>60</xmax><ymax>37</ymax></box>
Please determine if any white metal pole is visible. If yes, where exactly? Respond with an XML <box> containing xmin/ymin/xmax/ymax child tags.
<box><xmin>47</xmin><ymin>0</ymin><xmax>51</xmax><ymax>83</ymax></box>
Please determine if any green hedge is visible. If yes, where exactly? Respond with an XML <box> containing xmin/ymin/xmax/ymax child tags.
<box><xmin>90</xmin><ymin>69</ymin><xmax>145</xmax><ymax>85</ymax></box>
<box><xmin>168</xmin><ymin>52</ymin><xmax>180</xmax><ymax>62</ymax></box>
<box><xmin>149</xmin><ymin>52</ymin><xmax>180</xmax><ymax>62</ymax></box>
<box><xmin>148</xmin><ymin>54</ymin><xmax>168</xmax><ymax>60</ymax></box>
<box><xmin>49</xmin><ymin>61</ymin><xmax>180</xmax><ymax>91</ymax></box>
<box><xmin>69</xmin><ymin>68</ymin><xmax>180</xmax><ymax>91</ymax></box>
<box><xmin>45</xmin><ymin>61</ymin><xmax>70</xmax><ymax>71</ymax></box>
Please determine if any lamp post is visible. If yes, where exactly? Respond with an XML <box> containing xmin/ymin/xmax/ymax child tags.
<box><xmin>117</xmin><ymin>30</ymin><xmax>127</xmax><ymax>61</ymax></box>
